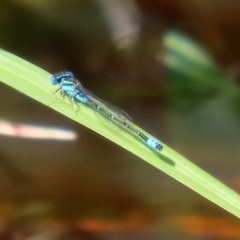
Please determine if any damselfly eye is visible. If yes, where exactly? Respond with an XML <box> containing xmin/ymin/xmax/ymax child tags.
<box><xmin>51</xmin><ymin>75</ymin><xmax>59</xmax><ymax>85</ymax></box>
<box><xmin>64</xmin><ymin>71</ymin><xmax>74</xmax><ymax>79</ymax></box>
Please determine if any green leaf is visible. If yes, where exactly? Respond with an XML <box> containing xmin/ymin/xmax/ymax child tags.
<box><xmin>0</xmin><ymin>49</ymin><xmax>239</xmax><ymax>218</ymax></box>
<box><xmin>163</xmin><ymin>31</ymin><xmax>233</xmax><ymax>112</ymax></box>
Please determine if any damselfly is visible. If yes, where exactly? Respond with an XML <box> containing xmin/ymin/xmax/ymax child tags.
<box><xmin>51</xmin><ymin>71</ymin><xmax>163</xmax><ymax>151</ymax></box>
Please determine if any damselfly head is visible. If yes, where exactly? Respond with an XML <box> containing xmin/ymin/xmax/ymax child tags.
<box><xmin>51</xmin><ymin>71</ymin><xmax>74</xmax><ymax>85</ymax></box>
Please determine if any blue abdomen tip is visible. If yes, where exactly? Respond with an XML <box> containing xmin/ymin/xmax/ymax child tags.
<box><xmin>147</xmin><ymin>138</ymin><xmax>163</xmax><ymax>151</ymax></box>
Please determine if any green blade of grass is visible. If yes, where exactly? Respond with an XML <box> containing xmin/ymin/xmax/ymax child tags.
<box><xmin>0</xmin><ymin>49</ymin><xmax>239</xmax><ymax>218</ymax></box>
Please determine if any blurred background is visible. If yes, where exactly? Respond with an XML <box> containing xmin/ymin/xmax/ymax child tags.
<box><xmin>0</xmin><ymin>0</ymin><xmax>240</xmax><ymax>239</ymax></box>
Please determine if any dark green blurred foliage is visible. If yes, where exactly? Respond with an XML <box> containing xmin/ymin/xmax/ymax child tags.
<box><xmin>164</xmin><ymin>31</ymin><xmax>234</xmax><ymax>112</ymax></box>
